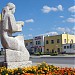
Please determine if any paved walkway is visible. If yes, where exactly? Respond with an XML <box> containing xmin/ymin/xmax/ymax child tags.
<box><xmin>30</xmin><ymin>55</ymin><xmax>75</xmax><ymax>68</ymax></box>
<box><xmin>30</xmin><ymin>55</ymin><xmax>75</xmax><ymax>58</ymax></box>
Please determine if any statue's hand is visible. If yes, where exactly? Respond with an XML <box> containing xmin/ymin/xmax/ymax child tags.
<box><xmin>16</xmin><ymin>21</ymin><xmax>24</xmax><ymax>26</ymax></box>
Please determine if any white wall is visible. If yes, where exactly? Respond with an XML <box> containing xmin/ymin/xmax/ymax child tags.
<box><xmin>33</xmin><ymin>36</ymin><xmax>44</xmax><ymax>46</ymax></box>
<box><xmin>62</xmin><ymin>43</ymin><xmax>75</xmax><ymax>53</ymax></box>
<box><xmin>33</xmin><ymin>36</ymin><xmax>45</xmax><ymax>52</ymax></box>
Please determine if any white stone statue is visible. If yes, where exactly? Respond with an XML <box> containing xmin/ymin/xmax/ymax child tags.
<box><xmin>0</xmin><ymin>3</ymin><xmax>31</xmax><ymax>68</ymax></box>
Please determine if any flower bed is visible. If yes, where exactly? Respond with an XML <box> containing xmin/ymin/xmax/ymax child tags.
<box><xmin>0</xmin><ymin>62</ymin><xmax>75</xmax><ymax>75</ymax></box>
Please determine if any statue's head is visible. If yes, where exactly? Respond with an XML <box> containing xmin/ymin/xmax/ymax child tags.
<box><xmin>7</xmin><ymin>2</ymin><xmax>15</xmax><ymax>14</ymax></box>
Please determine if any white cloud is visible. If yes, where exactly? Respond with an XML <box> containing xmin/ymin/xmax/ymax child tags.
<box><xmin>48</xmin><ymin>32</ymin><xmax>58</xmax><ymax>35</ymax></box>
<box><xmin>65</xmin><ymin>28</ymin><xmax>71</xmax><ymax>32</ymax></box>
<box><xmin>57</xmin><ymin>27</ymin><xmax>66</xmax><ymax>32</ymax></box>
<box><xmin>59</xmin><ymin>16</ymin><xmax>64</xmax><ymax>18</ymax></box>
<box><xmin>72</xmin><ymin>26</ymin><xmax>75</xmax><ymax>30</ymax></box>
<box><xmin>51</xmin><ymin>7</ymin><xmax>58</xmax><ymax>11</ymax></box>
<box><xmin>71</xmin><ymin>15</ymin><xmax>75</xmax><ymax>17</ymax></box>
<box><xmin>41</xmin><ymin>5</ymin><xmax>51</xmax><ymax>13</ymax></box>
<box><xmin>57</xmin><ymin>27</ymin><xmax>75</xmax><ymax>34</ymax></box>
<box><xmin>39</xmin><ymin>32</ymin><xmax>58</xmax><ymax>36</ymax></box>
<box><xmin>25</xmin><ymin>19</ymin><xmax>34</xmax><ymax>23</ymax></box>
<box><xmin>41</xmin><ymin>5</ymin><xmax>63</xmax><ymax>13</ymax></box>
<box><xmin>62</xmin><ymin>20</ymin><xmax>65</xmax><ymax>23</ymax></box>
<box><xmin>29</xmin><ymin>28</ymin><xmax>33</xmax><ymax>30</ymax></box>
<box><xmin>66</xmin><ymin>18</ymin><xmax>75</xmax><ymax>23</ymax></box>
<box><xmin>68</xmin><ymin>6</ymin><xmax>75</xmax><ymax>12</ymax></box>
<box><xmin>28</xmin><ymin>34</ymin><xmax>33</xmax><ymax>37</ymax></box>
<box><xmin>58</xmin><ymin>5</ymin><xmax>63</xmax><ymax>11</ymax></box>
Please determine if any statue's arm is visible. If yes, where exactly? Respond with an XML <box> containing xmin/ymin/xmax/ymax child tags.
<box><xmin>9</xmin><ymin>14</ymin><xmax>23</xmax><ymax>32</ymax></box>
<box><xmin>16</xmin><ymin>21</ymin><xmax>24</xmax><ymax>26</ymax></box>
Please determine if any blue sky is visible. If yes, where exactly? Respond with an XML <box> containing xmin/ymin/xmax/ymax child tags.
<box><xmin>0</xmin><ymin>0</ymin><xmax>75</xmax><ymax>48</ymax></box>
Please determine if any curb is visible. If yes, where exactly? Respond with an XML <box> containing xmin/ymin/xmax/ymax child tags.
<box><xmin>30</xmin><ymin>55</ymin><xmax>75</xmax><ymax>58</ymax></box>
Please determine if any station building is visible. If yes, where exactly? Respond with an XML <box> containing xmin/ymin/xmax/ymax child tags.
<box><xmin>24</xmin><ymin>33</ymin><xmax>75</xmax><ymax>54</ymax></box>
<box><xmin>44</xmin><ymin>33</ymin><xmax>75</xmax><ymax>53</ymax></box>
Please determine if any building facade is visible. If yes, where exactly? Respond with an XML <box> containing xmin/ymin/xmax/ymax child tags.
<box><xmin>61</xmin><ymin>34</ymin><xmax>75</xmax><ymax>44</ymax></box>
<box><xmin>62</xmin><ymin>43</ymin><xmax>75</xmax><ymax>53</ymax></box>
<box><xmin>33</xmin><ymin>36</ymin><xmax>44</xmax><ymax>53</ymax></box>
<box><xmin>44</xmin><ymin>33</ymin><xmax>75</xmax><ymax>53</ymax></box>
<box><xmin>24</xmin><ymin>39</ymin><xmax>33</xmax><ymax>54</ymax></box>
<box><xmin>24</xmin><ymin>33</ymin><xmax>75</xmax><ymax>54</ymax></box>
<box><xmin>44</xmin><ymin>35</ymin><xmax>62</xmax><ymax>53</ymax></box>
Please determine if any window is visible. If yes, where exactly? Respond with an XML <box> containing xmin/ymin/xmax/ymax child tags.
<box><xmin>57</xmin><ymin>48</ymin><xmax>60</xmax><ymax>53</ymax></box>
<box><xmin>64</xmin><ymin>46</ymin><xmax>66</xmax><ymax>49</ymax></box>
<box><xmin>25</xmin><ymin>43</ymin><xmax>28</xmax><ymax>46</ymax></box>
<box><xmin>46</xmin><ymin>40</ymin><xmax>49</xmax><ymax>44</ymax></box>
<box><xmin>67</xmin><ymin>46</ymin><xmax>69</xmax><ymax>49</ymax></box>
<box><xmin>64</xmin><ymin>39</ymin><xmax>66</xmax><ymax>43</ymax></box>
<box><xmin>30</xmin><ymin>42</ymin><xmax>32</xmax><ymax>45</ymax></box>
<box><xmin>57</xmin><ymin>39</ymin><xmax>60</xmax><ymax>43</ymax></box>
<box><xmin>71</xmin><ymin>39</ymin><xmax>73</xmax><ymax>43</ymax></box>
<box><xmin>40</xmin><ymin>48</ymin><xmax>42</xmax><ymax>52</ymax></box>
<box><xmin>70</xmin><ymin>44</ymin><xmax>72</xmax><ymax>49</ymax></box>
<box><xmin>36</xmin><ymin>41</ymin><xmax>38</xmax><ymax>45</ymax></box>
<box><xmin>47</xmin><ymin>49</ymin><xmax>49</xmax><ymax>52</ymax></box>
<box><xmin>36</xmin><ymin>41</ymin><xmax>41</xmax><ymax>45</ymax></box>
<box><xmin>52</xmin><ymin>49</ymin><xmax>54</xmax><ymax>53</ymax></box>
<box><xmin>73</xmin><ymin>45</ymin><xmax>75</xmax><ymax>49</ymax></box>
<box><xmin>51</xmin><ymin>40</ymin><xmax>54</xmax><ymax>44</ymax></box>
<box><xmin>38</xmin><ymin>41</ymin><xmax>41</xmax><ymax>45</ymax></box>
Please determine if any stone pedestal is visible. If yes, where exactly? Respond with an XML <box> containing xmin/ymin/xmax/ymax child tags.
<box><xmin>3</xmin><ymin>49</ymin><xmax>32</xmax><ymax>68</ymax></box>
<box><xmin>4</xmin><ymin>61</ymin><xmax>32</xmax><ymax>69</ymax></box>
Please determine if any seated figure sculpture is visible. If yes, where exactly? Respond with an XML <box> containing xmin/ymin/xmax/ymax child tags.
<box><xmin>0</xmin><ymin>3</ymin><xmax>31</xmax><ymax>67</ymax></box>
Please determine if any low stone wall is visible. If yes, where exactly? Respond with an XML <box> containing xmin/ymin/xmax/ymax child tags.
<box><xmin>0</xmin><ymin>55</ymin><xmax>5</xmax><ymax>67</ymax></box>
<box><xmin>0</xmin><ymin>62</ymin><xmax>7</xmax><ymax>67</ymax></box>
<box><xmin>0</xmin><ymin>55</ymin><xmax>4</xmax><ymax>62</ymax></box>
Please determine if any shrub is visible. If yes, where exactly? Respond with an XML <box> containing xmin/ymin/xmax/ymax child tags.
<box><xmin>50</xmin><ymin>52</ymin><xmax>58</xmax><ymax>56</ymax></box>
<box><xmin>34</xmin><ymin>52</ymin><xmax>40</xmax><ymax>56</ymax></box>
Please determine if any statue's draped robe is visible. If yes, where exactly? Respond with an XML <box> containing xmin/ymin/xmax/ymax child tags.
<box><xmin>1</xmin><ymin>7</ymin><xmax>30</xmax><ymax>61</ymax></box>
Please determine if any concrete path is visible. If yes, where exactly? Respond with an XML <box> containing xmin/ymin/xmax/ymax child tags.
<box><xmin>0</xmin><ymin>55</ymin><xmax>75</xmax><ymax>68</ymax></box>
<box><xmin>30</xmin><ymin>55</ymin><xmax>75</xmax><ymax>68</ymax></box>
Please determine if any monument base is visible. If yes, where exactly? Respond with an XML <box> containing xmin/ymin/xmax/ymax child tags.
<box><xmin>5</xmin><ymin>49</ymin><xmax>30</xmax><ymax>61</ymax></box>
<box><xmin>4</xmin><ymin>61</ymin><xmax>32</xmax><ymax>69</ymax></box>
<box><xmin>1</xmin><ymin>49</ymin><xmax>32</xmax><ymax>68</ymax></box>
